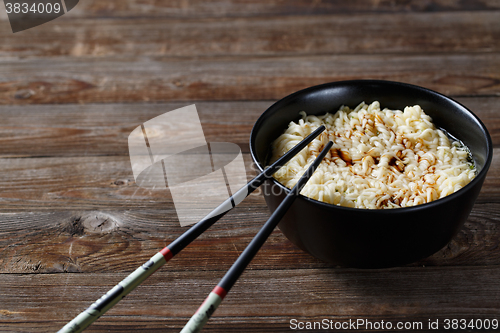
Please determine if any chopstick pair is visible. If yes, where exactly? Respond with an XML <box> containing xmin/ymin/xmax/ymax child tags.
<box><xmin>58</xmin><ymin>125</ymin><xmax>326</xmax><ymax>333</ymax></box>
<box><xmin>180</xmin><ymin>140</ymin><xmax>333</xmax><ymax>333</ymax></box>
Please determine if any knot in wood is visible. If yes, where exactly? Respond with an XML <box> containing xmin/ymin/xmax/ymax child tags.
<box><xmin>65</xmin><ymin>212</ymin><xmax>120</xmax><ymax>235</ymax></box>
<box><xmin>80</xmin><ymin>212</ymin><xmax>120</xmax><ymax>234</ymax></box>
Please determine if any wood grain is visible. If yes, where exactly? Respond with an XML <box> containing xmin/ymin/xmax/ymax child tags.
<box><xmin>0</xmin><ymin>98</ymin><xmax>496</xmax><ymax>158</ymax></box>
<box><xmin>1</xmin><ymin>267</ymin><xmax>499</xmax><ymax>332</ymax></box>
<box><xmin>0</xmin><ymin>101</ymin><xmax>270</xmax><ymax>157</ymax></box>
<box><xmin>0</xmin><ymin>199</ymin><xmax>499</xmax><ymax>275</ymax></box>
<box><xmin>1</xmin><ymin>11</ymin><xmax>499</xmax><ymax>58</ymax></box>
<box><xmin>0</xmin><ymin>154</ymin><xmax>260</xmax><ymax>210</ymax></box>
<box><xmin>0</xmin><ymin>54</ymin><xmax>499</xmax><ymax>105</ymax></box>
<box><xmin>54</xmin><ymin>0</ymin><xmax>500</xmax><ymax>19</ymax></box>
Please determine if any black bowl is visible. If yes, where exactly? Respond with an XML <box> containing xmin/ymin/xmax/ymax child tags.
<box><xmin>250</xmin><ymin>80</ymin><xmax>492</xmax><ymax>268</ymax></box>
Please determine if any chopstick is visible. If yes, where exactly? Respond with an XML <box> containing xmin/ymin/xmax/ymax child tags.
<box><xmin>180</xmin><ymin>140</ymin><xmax>334</xmax><ymax>333</ymax></box>
<box><xmin>58</xmin><ymin>125</ymin><xmax>325</xmax><ymax>333</ymax></box>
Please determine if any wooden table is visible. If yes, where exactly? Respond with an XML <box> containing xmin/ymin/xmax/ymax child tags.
<box><xmin>1</xmin><ymin>1</ymin><xmax>499</xmax><ymax>332</ymax></box>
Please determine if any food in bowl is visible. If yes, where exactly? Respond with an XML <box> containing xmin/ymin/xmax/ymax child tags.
<box><xmin>251</xmin><ymin>80</ymin><xmax>492</xmax><ymax>267</ymax></box>
<box><xmin>269</xmin><ymin>101</ymin><xmax>476</xmax><ymax>209</ymax></box>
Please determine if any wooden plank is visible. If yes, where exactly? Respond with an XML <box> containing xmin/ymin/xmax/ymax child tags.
<box><xmin>0</xmin><ymin>154</ymin><xmax>262</xmax><ymax>210</ymax></box>
<box><xmin>0</xmin><ymin>267</ymin><xmax>499</xmax><ymax>332</ymax></box>
<box><xmin>1</xmin><ymin>12</ymin><xmax>499</xmax><ymax>58</ymax></box>
<box><xmin>0</xmin><ymin>198</ymin><xmax>499</xmax><ymax>274</ymax></box>
<box><xmin>25</xmin><ymin>0</ymin><xmax>500</xmax><ymax>20</ymax></box>
<box><xmin>0</xmin><ymin>54</ymin><xmax>499</xmax><ymax>105</ymax></box>
<box><xmin>0</xmin><ymin>97</ymin><xmax>497</xmax><ymax>158</ymax></box>
<box><xmin>0</xmin><ymin>101</ymin><xmax>271</xmax><ymax>157</ymax></box>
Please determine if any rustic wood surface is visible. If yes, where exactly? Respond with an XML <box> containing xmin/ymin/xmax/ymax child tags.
<box><xmin>0</xmin><ymin>1</ymin><xmax>499</xmax><ymax>332</ymax></box>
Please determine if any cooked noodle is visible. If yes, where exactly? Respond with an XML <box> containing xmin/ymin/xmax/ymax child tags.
<box><xmin>269</xmin><ymin>101</ymin><xmax>476</xmax><ymax>209</ymax></box>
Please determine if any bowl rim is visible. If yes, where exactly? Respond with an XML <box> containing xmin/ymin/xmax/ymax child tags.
<box><xmin>249</xmin><ymin>79</ymin><xmax>493</xmax><ymax>214</ymax></box>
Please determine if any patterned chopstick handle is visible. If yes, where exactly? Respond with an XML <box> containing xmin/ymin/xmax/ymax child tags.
<box><xmin>58</xmin><ymin>248</ymin><xmax>173</xmax><ymax>333</ymax></box>
<box><xmin>180</xmin><ymin>286</ymin><xmax>227</xmax><ymax>333</ymax></box>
